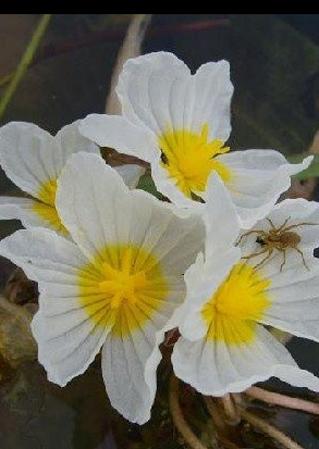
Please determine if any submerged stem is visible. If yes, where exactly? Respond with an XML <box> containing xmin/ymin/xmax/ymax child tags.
<box><xmin>246</xmin><ymin>386</ymin><xmax>319</xmax><ymax>415</ymax></box>
<box><xmin>169</xmin><ymin>376</ymin><xmax>208</xmax><ymax>449</ymax></box>
<box><xmin>0</xmin><ymin>14</ymin><xmax>52</xmax><ymax>120</ymax></box>
<box><xmin>240</xmin><ymin>407</ymin><xmax>304</xmax><ymax>449</ymax></box>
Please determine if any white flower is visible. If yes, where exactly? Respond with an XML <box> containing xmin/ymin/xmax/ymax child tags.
<box><xmin>79</xmin><ymin>51</ymin><xmax>312</xmax><ymax>228</ymax></box>
<box><xmin>171</xmin><ymin>173</ymin><xmax>319</xmax><ymax>396</ymax></box>
<box><xmin>0</xmin><ymin>152</ymin><xmax>204</xmax><ymax>424</ymax></box>
<box><xmin>0</xmin><ymin>121</ymin><xmax>144</xmax><ymax>236</ymax></box>
<box><xmin>114</xmin><ymin>163</ymin><xmax>145</xmax><ymax>190</ymax></box>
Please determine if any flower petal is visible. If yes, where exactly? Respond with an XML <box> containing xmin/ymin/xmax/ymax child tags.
<box><xmin>172</xmin><ymin>325</ymin><xmax>319</xmax><ymax>396</ymax></box>
<box><xmin>0</xmin><ymin>122</ymin><xmax>59</xmax><ymax>197</ymax></box>
<box><xmin>259</xmin><ymin>258</ymin><xmax>319</xmax><ymax>343</ymax></box>
<box><xmin>55</xmin><ymin>119</ymin><xmax>100</xmax><ymax>160</ymax></box>
<box><xmin>114</xmin><ymin>164</ymin><xmax>145</xmax><ymax>189</ymax></box>
<box><xmin>217</xmin><ymin>150</ymin><xmax>313</xmax><ymax>228</ymax></box>
<box><xmin>176</xmin><ymin>173</ymin><xmax>242</xmax><ymax>340</ymax></box>
<box><xmin>190</xmin><ymin>60</ymin><xmax>233</xmax><ymax>141</ymax></box>
<box><xmin>151</xmin><ymin>161</ymin><xmax>199</xmax><ymax>209</ymax></box>
<box><xmin>101</xmin><ymin>289</ymin><xmax>182</xmax><ymax>424</ymax></box>
<box><xmin>56</xmin><ymin>153</ymin><xmax>128</xmax><ymax>258</ymax></box>
<box><xmin>204</xmin><ymin>173</ymin><xmax>241</xmax><ymax>256</ymax></box>
<box><xmin>0</xmin><ymin>196</ymin><xmax>44</xmax><ymax>227</ymax></box>
<box><xmin>116</xmin><ymin>51</ymin><xmax>190</xmax><ymax>133</ymax></box>
<box><xmin>79</xmin><ymin>114</ymin><xmax>158</xmax><ymax>163</ymax></box>
<box><xmin>0</xmin><ymin>196</ymin><xmax>68</xmax><ymax>234</ymax></box>
<box><xmin>181</xmin><ymin>247</ymin><xmax>241</xmax><ymax>341</ymax></box>
<box><xmin>0</xmin><ymin>121</ymin><xmax>99</xmax><ymax>200</ymax></box>
<box><xmin>102</xmin><ymin>332</ymin><xmax>154</xmax><ymax>424</ymax></box>
<box><xmin>56</xmin><ymin>152</ymin><xmax>204</xmax><ymax>263</ymax></box>
<box><xmin>0</xmin><ymin>228</ymin><xmax>110</xmax><ymax>386</ymax></box>
<box><xmin>116</xmin><ymin>52</ymin><xmax>233</xmax><ymax>142</ymax></box>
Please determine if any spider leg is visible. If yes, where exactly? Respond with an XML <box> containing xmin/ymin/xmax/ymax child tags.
<box><xmin>280</xmin><ymin>250</ymin><xmax>286</xmax><ymax>272</ymax></box>
<box><xmin>236</xmin><ymin>230</ymin><xmax>265</xmax><ymax>246</ymax></box>
<box><xmin>241</xmin><ymin>248</ymin><xmax>268</xmax><ymax>261</ymax></box>
<box><xmin>254</xmin><ymin>248</ymin><xmax>274</xmax><ymax>270</ymax></box>
<box><xmin>266</xmin><ymin>218</ymin><xmax>276</xmax><ymax>230</ymax></box>
<box><xmin>282</xmin><ymin>222</ymin><xmax>319</xmax><ymax>232</ymax></box>
<box><xmin>294</xmin><ymin>247</ymin><xmax>310</xmax><ymax>271</ymax></box>
<box><xmin>277</xmin><ymin>216</ymin><xmax>291</xmax><ymax>232</ymax></box>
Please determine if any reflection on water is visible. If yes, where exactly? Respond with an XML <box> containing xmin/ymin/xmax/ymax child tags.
<box><xmin>1</xmin><ymin>13</ymin><xmax>319</xmax><ymax>449</ymax></box>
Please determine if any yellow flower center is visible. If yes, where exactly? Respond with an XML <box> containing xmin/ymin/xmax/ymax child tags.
<box><xmin>158</xmin><ymin>124</ymin><xmax>231</xmax><ymax>199</ymax></box>
<box><xmin>32</xmin><ymin>179</ymin><xmax>68</xmax><ymax>235</ymax></box>
<box><xmin>78</xmin><ymin>244</ymin><xmax>169</xmax><ymax>337</ymax></box>
<box><xmin>201</xmin><ymin>263</ymin><xmax>271</xmax><ymax>345</ymax></box>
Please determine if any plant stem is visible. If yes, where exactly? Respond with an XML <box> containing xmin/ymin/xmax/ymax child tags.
<box><xmin>220</xmin><ymin>394</ymin><xmax>241</xmax><ymax>424</ymax></box>
<box><xmin>169</xmin><ymin>376</ymin><xmax>208</xmax><ymax>449</ymax></box>
<box><xmin>204</xmin><ymin>397</ymin><xmax>240</xmax><ymax>448</ymax></box>
<box><xmin>246</xmin><ymin>386</ymin><xmax>319</xmax><ymax>415</ymax></box>
<box><xmin>204</xmin><ymin>396</ymin><xmax>228</xmax><ymax>433</ymax></box>
<box><xmin>240</xmin><ymin>407</ymin><xmax>304</xmax><ymax>449</ymax></box>
<box><xmin>105</xmin><ymin>14</ymin><xmax>152</xmax><ymax>115</ymax></box>
<box><xmin>0</xmin><ymin>14</ymin><xmax>52</xmax><ymax>120</ymax></box>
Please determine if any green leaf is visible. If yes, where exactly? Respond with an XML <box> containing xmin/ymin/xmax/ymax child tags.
<box><xmin>137</xmin><ymin>173</ymin><xmax>163</xmax><ymax>199</ymax></box>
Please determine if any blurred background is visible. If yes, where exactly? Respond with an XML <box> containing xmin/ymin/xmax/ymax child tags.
<box><xmin>1</xmin><ymin>14</ymin><xmax>319</xmax><ymax>449</ymax></box>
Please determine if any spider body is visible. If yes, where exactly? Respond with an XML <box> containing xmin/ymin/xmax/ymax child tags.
<box><xmin>257</xmin><ymin>230</ymin><xmax>301</xmax><ymax>250</ymax></box>
<box><xmin>237</xmin><ymin>217</ymin><xmax>317</xmax><ymax>271</ymax></box>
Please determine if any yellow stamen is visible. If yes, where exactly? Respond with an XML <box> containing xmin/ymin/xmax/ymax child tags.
<box><xmin>78</xmin><ymin>244</ymin><xmax>169</xmax><ymax>337</ymax></box>
<box><xmin>32</xmin><ymin>178</ymin><xmax>67</xmax><ymax>235</ymax></box>
<box><xmin>158</xmin><ymin>123</ymin><xmax>231</xmax><ymax>199</ymax></box>
<box><xmin>201</xmin><ymin>263</ymin><xmax>271</xmax><ymax>345</ymax></box>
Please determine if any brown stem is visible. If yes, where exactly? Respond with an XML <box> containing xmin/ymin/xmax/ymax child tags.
<box><xmin>105</xmin><ymin>14</ymin><xmax>152</xmax><ymax>114</ymax></box>
<box><xmin>240</xmin><ymin>407</ymin><xmax>305</xmax><ymax>449</ymax></box>
<box><xmin>231</xmin><ymin>393</ymin><xmax>244</xmax><ymax>406</ymax></box>
<box><xmin>203</xmin><ymin>396</ymin><xmax>228</xmax><ymax>433</ymax></box>
<box><xmin>204</xmin><ymin>397</ymin><xmax>241</xmax><ymax>449</ymax></box>
<box><xmin>220</xmin><ymin>394</ymin><xmax>241</xmax><ymax>425</ymax></box>
<box><xmin>169</xmin><ymin>376</ymin><xmax>208</xmax><ymax>449</ymax></box>
<box><xmin>246</xmin><ymin>386</ymin><xmax>319</xmax><ymax>415</ymax></box>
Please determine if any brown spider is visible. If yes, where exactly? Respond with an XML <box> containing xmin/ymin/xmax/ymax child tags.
<box><xmin>236</xmin><ymin>216</ymin><xmax>318</xmax><ymax>271</ymax></box>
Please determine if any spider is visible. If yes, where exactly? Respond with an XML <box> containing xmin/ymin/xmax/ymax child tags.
<box><xmin>236</xmin><ymin>216</ymin><xmax>318</xmax><ymax>272</ymax></box>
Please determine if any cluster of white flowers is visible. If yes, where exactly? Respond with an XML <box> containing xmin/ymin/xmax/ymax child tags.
<box><xmin>0</xmin><ymin>51</ymin><xmax>319</xmax><ymax>425</ymax></box>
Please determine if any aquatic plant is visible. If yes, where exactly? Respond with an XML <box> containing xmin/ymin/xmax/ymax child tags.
<box><xmin>1</xmin><ymin>16</ymin><xmax>319</xmax><ymax>449</ymax></box>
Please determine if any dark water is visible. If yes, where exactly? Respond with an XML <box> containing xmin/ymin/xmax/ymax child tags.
<box><xmin>1</xmin><ymin>14</ymin><xmax>319</xmax><ymax>449</ymax></box>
